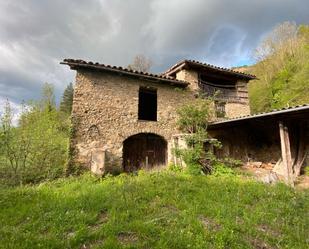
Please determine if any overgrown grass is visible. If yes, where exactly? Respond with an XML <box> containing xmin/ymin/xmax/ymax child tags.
<box><xmin>0</xmin><ymin>171</ymin><xmax>308</xmax><ymax>249</ymax></box>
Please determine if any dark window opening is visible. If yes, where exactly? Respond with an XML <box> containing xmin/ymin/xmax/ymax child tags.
<box><xmin>138</xmin><ymin>87</ymin><xmax>157</xmax><ymax>121</ymax></box>
<box><xmin>215</xmin><ymin>101</ymin><xmax>226</xmax><ymax>118</ymax></box>
<box><xmin>199</xmin><ymin>73</ymin><xmax>237</xmax><ymax>86</ymax></box>
<box><xmin>198</xmin><ymin>73</ymin><xmax>238</xmax><ymax>101</ymax></box>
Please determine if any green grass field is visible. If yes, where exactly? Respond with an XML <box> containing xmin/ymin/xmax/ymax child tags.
<box><xmin>0</xmin><ymin>171</ymin><xmax>308</xmax><ymax>249</ymax></box>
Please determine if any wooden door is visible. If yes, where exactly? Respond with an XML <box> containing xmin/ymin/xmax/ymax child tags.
<box><xmin>123</xmin><ymin>133</ymin><xmax>167</xmax><ymax>172</ymax></box>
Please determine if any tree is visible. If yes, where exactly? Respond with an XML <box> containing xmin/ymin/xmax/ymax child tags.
<box><xmin>249</xmin><ymin>22</ymin><xmax>309</xmax><ymax>113</ymax></box>
<box><xmin>0</xmin><ymin>101</ymin><xmax>32</xmax><ymax>185</ymax></box>
<box><xmin>41</xmin><ymin>83</ymin><xmax>56</xmax><ymax>111</ymax></box>
<box><xmin>127</xmin><ymin>54</ymin><xmax>152</xmax><ymax>72</ymax></box>
<box><xmin>254</xmin><ymin>21</ymin><xmax>298</xmax><ymax>62</ymax></box>
<box><xmin>0</xmin><ymin>85</ymin><xmax>69</xmax><ymax>186</ymax></box>
<box><xmin>60</xmin><ymin>83</ymin><xmax>74</xmax><ymax>115</ymax></box>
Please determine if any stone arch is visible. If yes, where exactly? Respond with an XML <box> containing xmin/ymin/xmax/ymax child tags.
<box><xmin>122</xmin><ymin>128</ymin><xmax>169</xmax><ymax>142</ymax></box>
<box><xmin>122</xmin><ymin>132</ymin><xmax>167</xmax><ymax>172</ymax></box>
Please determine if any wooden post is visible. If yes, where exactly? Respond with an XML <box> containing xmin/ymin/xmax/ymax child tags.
<box><xmin>279</xmin><ymin>121</ymin><xmax>293</xmax><ymax>185</ymax></box>
<box><xmin>145</xmin><ymin>156</ymin><xmax>148</xmax><ymax>169</ymax></box>
<box><xmin>293</xmin><ymin>122</ymin><xmax>306</xmax><ymax>177</ymax></box>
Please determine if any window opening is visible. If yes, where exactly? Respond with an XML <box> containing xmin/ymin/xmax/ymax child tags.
<box><xmin>138</xmin><ymin>87</ymin><xmax>157</xmax><ymax>121</ymax></box>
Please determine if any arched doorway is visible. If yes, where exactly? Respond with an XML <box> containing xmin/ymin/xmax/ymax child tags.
<box><xmin>123</xmin><ymin>133</ymin><xmax>167</xmax><ymax>172</ymax></box>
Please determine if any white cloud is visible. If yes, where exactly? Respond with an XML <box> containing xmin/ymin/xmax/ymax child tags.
<box><xmin>0</xmin><ymin>0</ymin><xmax>308</xmax><ymax>105</ymax></box>
<box><xmin>0</xmin><ymin>97</ymin><xmax>24</xmax><ymax>126</ymax></box>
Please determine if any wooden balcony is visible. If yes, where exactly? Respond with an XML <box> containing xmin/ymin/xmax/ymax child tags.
<box><xmin>198</xmin><ymin>81</ymin><xmax>248</xmax><ymax>103</ymax></box>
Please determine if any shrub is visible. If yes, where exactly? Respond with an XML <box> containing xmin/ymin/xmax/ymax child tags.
<box><xmin>211</xmin><ymin>162</ymin><xmax>236</xmax><ymax>176</ymax></box>
<box><xmin>174</xmin><ymin>99</ymin><xmax>222</xmax><ymax>175</ymax></box>
<box><xmin>177</xmin><ymin>98</ymin><xmax>213</xmax><ymax>133</ymax></box>
<box><xmin>0</xmin><ymin>84</ymin><xmax>69</xmax><ymax>186</ymax></box>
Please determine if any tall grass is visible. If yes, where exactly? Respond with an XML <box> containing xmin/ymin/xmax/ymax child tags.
<box><xmin>0</xmin><ymin>171</ymin><xmax>308</xmax><ymax>249</ymax></box>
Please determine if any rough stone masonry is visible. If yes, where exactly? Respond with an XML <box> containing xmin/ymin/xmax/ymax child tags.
<box><xmin>61</xmin><ymin>59</ymin><xmax>255</xmax><ymax>175</ymax></box>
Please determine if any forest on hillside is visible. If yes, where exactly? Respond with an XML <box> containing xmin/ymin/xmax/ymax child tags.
<box><xmin>248</xmin><ymin>22</ymin><xmax>309</xmax><ymax>113</ymax></box>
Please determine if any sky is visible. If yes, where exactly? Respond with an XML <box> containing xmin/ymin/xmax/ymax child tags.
<box><xmin>0</xmin><ymin>0</ymin><xmax>308</xmax><ymax>110</ymax></box>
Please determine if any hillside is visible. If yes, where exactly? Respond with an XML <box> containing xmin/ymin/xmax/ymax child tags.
<box><xmin>242</xmin><ymin>23</ymin><xmax>309</xmax><ymax>113</ymax></box>
<box><xmin>1</xmin><ymin>172</ymin><xmax>308</xmax><ymax>249</ymax></box>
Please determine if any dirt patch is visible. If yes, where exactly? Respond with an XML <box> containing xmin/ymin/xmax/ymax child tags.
<box><xmin>199</xmin><ymin>215</ymin><xmax>221</xmax><ymax>231</ymax></box>
<box><xmin>236</xmin><ymin>216</ymin><xmax>244</xmax><ymax>225</ymax></box>
<box><xmin>248</xmin><ymin>236</ymin><xmax>274</xmax><ymax>249</ymax></box>
<box><xmin>257</xmin><ymin>224</ymin><xmax>281</xmax><ymax>237</ymax></box>
<box><xmin>162</xmin><ymin>204</ymin><xmax>179</xmax><ymax>213</ymax></box>
<box><xmin>241</xmin><ymin>163</ymin><xmax>273</xmax><ymax>177</ymax></box>
<box><xmin>117</xmin><ymin>231</ymin><xmax>138</xmax><ymax>244</ymax></box>
<box><xmin>80</xmin><ymin>240</ymin><xmax>104</xmax><ymax>249</ymax></box>
<box><xmin>242</xmin><ymin>162</ymin><xmax>309</xmax><ymax>187</ymax></box>
<box><xmin>240</xmin><ymin>163</ymin><xmax>286</xmax><ymax>184</ymax></box>
<box><xmin>295</xmin><ymin>175</ymin><xmax>309</xmax><ymax>189</ymax></box>
<box><xmin>88</xmin><ymin>210</ymin><xmax>109</xmax><ymax>231</ymax></box>
<box><xmin>97</xmin><ymin>210</ymin><xmax>109</xmax><ymax>223</ymax></box>
<box><xmin>66</xmin><ymin>230</ymin><xmax>75</xmax><ymax>238</ymax></box>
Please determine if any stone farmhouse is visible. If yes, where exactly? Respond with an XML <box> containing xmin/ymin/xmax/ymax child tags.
<box><xmin>61</xmin><ymin>59</ymin><xmax>308</xmax><ymax>180</ymax></box>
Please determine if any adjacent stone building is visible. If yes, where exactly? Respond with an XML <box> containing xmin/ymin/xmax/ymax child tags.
<box><xmin>61</xmin><ymin>59</ymin><xmax>256</xmax><ymax>174</ymax></box>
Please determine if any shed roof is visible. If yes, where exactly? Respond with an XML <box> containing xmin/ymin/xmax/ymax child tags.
<box><xmin>61</xmin><ymin>59</ymin><xmax>189</xmax><ymax>88</ymax></box>
<box><xmin>208</xmin><ymin>104</ymin><xmax>309</xmax><ymax>129</ymax></box>
<box><xmin>162</xmin><ymin>59</ymin><xmax>256</xmax><ymax>81</ymax></box>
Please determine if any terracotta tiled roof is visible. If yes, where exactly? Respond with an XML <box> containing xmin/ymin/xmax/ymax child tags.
<box><xmin>61</xmin><ymin>59</ymin><xmax>189</xmax><ymax>87</ymax></box>
<box><xmin>162</xmin><ymin>59</ymin><xmax>256</xmax><ymax>80</ymax></box>
<box><xmin>209</xmin><ymin>104</ymin><xmax>309</xmax><ymax>127</ymax></box>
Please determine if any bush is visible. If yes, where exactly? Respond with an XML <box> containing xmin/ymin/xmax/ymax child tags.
<box><xmin>174</xmin><ymin>99</ymin><xmax>222</xmax><ymax>175</ymax></box>
<box><xmin>0</xmin><ymin>84</ymin><xmax>70</xmax><ymax>186</ymax></box>
<box><xmin>177</xmin><ymin>98</ymin><xmax>213</xmax><ymax>133</ymax></box>
<box><xmin>211</xmin><ymin>162</ymin><xmax>236</xmax><ymax>176</ymax></box>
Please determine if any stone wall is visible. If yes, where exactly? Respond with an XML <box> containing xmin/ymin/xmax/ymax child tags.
<box><xmin>176</xmin><ymin>69</ymin><xmax>199</xmax><ymax>91</ymax></box>
<box><xmin>71</xmin><ymin>69</ymin><xmax>194</xmax><ymax>173</ymax></box>
<box><xmin>223</xmin><ymin>80</ymin><xmax>250</xmax><ymax>118</ymax></box>
<box><xmin>225</xmin><ymin>102</ymin><xmax>250</xmax><ymax>118</ymax></box>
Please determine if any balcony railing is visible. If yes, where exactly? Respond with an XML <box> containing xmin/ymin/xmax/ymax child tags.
<box><xmin>198</xmin><ymin>81</ymin><xmax>247</xmax><ymax>103</ymax></box>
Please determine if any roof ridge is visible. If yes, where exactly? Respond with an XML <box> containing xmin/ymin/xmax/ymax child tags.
<box><xmin>162</xmin><ymin>59</ymin><xmax>256</xmax><ymax>79</ymax></box>
<box><xmin>61</xmin><ymin>59</ymin><xmax>189</xmax><ymax>87</ymax></box>
<box><xmin>187</xmin><ymin>59</ymin><xmax>256</xmax><ymax>78</ymax></box>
